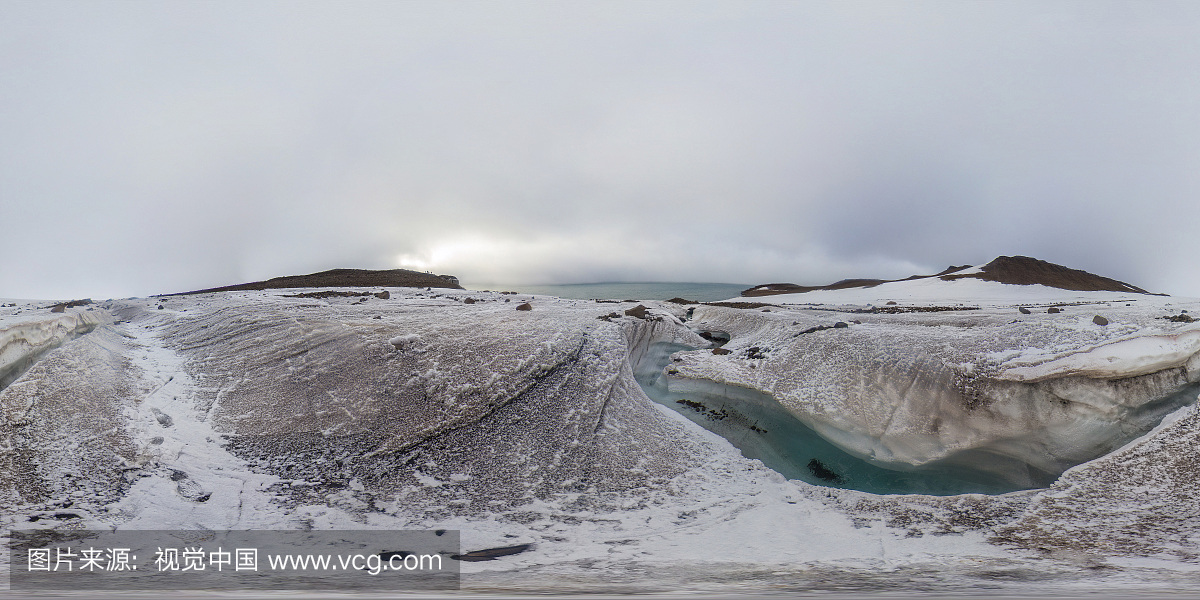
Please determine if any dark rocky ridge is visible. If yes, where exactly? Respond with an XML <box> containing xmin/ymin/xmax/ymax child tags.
<box><xmin>940</xmin><ymin>255</ymin><xmax>1153</xmax><ymax>294</ymax></box>
<box><xmin>743</xmin><ymin>256</ymin><xmax>1158</xmax><ymax>297</ymax></box>
<box><xmin>164</xmin><ymin>268</ymin><xmax>463</xmax><ymax>296</ymax></box>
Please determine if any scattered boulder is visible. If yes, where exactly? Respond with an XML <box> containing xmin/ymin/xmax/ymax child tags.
<box><xmin>624</xmin><ymin>305</ymin><xmax>649</xmax><ymax>319</ymax></box>
<box><xmin>516</xmin><ymin>303</ymin><xmax>532</xmax><ymax>311</ymax></box>
<box><xmin>1163</xmin><ymin>313</ymin><xmax>1197</xmax><ymax>323</ymax></box>
<box><xmin>712</xmin><ymin>348</ymin><xmax>731</xmax><ymax>356</ymax></box>
<box><xmin>1047</xmin><ymin>307</ymin><xmax>1062</xmax><ymax>314</ymax></box>
<box><xmin>375</xmin><ymin>290</ymin><xmax>390</xmax><ymax>299</ymax></box>
<box><xmin>1018</xmin><ymin>307</ymin><xmax>1031</xmax><ymax>314</ymax></box>
<box><xmin>463</xmin><ymin>298</ymin><xmax>477</xmax><ymax>304</ymax></box>
<box><xmin>47</xmin><ymin>299</ymin><xmax>93</xmax><ymax>312</ymax></box>
<box><xmin>1093</xmin><ymin>315</ymin><xmax>1109</xmax><ymax>326</ymax></box>
<box><xmin>885</xmin><ymin>301</ymin><xmax>898</xmax><ymax>305</ymax></box>
<box><xmin>666</xmin><ymin>297</ymin><xmax>698</xmax><ymax>305</ymax></box>
<box><xmin>797</xmin><ymin>322</ymin><xmax>850</xmax><ymax>335</ymax></box>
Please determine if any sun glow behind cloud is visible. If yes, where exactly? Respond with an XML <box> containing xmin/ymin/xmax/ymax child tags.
<box><xmin>396</xmin><ymin>237</ymin><xmax>502</xmax><ymax>273</ymax></box>
<box><xmin>395</xmin><ymin>234</ymin><xmax>618</xmax><ymax>284</ymax></box>
<box><xmin>392</xmin><ymin>232</ymin><xmax>933</xmax><ymax>288</ymax></box>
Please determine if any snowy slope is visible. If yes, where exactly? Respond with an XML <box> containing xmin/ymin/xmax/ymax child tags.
<box><xmin>733</xmin><ymin>275</ymin><xmax>1165</xmax><ymax>308</ymax></box>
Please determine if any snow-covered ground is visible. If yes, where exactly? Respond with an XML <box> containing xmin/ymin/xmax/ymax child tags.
<box><xmin>3</xmin><ymin>283</ymin><xmax>1200</xmax><ymax>595</ymax></box>
<box><xmin>738</xmin><ymin>275</ymin><xmax>1168</xmax><ymax>308</ymax></box>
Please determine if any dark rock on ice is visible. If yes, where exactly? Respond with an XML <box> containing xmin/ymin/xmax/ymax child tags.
<box><xmin>451</xmin><ymin>543</ymin><xmax>532</xmax><ymax>562</ymax></box>
<box><xmin>1163</xmin><ymin>313</ymin><xmax>1197</xmax><ymax>323</ymax></box>
<box><xmin>624</xmin><ymin>305</ymin><xmax>649</xmax><ymax>319</ymax></box>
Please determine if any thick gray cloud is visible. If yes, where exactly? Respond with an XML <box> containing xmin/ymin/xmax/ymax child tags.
<box><xmin>2</xmin><ymin>1</ymin><xmax>1198</xmax><ymax>299</ymax></box>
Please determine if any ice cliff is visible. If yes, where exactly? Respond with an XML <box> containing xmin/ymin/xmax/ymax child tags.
<box><xmin>671</xmin><ymin>300</ymin><xmax>1200</xmax><ymax>488</ymax></box>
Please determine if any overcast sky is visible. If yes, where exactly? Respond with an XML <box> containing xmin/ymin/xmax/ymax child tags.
<box><xmin>3</xmin><ymin>1</ymin><xmax>1199</xmax><ymax>299</ymax></box>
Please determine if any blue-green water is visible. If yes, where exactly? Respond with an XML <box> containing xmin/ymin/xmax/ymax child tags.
<box><xmin>464</xmin><ymin>282</ymin><xmax>751</xmax><ymax>303</ymax></box>
<box><xmin>636</xmin><ymin>342</ymin><xmax>1043</xmax><ymax>496</ymax></box>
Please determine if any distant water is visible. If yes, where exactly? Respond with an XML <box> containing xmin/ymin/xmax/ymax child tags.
<box><xmin>464</xmin><ymin>282</ymin><xmax>751</xmax><ymax>303</ymax></box>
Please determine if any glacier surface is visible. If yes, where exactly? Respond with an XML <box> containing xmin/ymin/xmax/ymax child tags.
<box><xmin>2</xmin><ymin>285</ymin><xmax>1200</xmax><ymax>595</ymax></box>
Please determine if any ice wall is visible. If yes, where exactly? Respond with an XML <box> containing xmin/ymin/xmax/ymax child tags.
<box><xmin>664</xmin><ymin>305</ymin><xmax>1200</xmax><ymax>489</ymax></box>
<box><xmin>0</xmin><ymin>309</ymin><xmax>112</xmax><ymax>392</ymax></box>
<box><xmin>1</xmin><ymin>324</ymin><xmax>133</xmax><ymax>515</ymax></box>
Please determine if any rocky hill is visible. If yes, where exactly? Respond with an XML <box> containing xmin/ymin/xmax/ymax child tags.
<box><xmin>165</xmin><ymin>268</ymin><xmax>463</xmax><ymax>295</ymax></box>
<box><xmin>743</xmin><ymin>256</ymin><xmax>1156</xmax><ymax>297</ymax></box>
